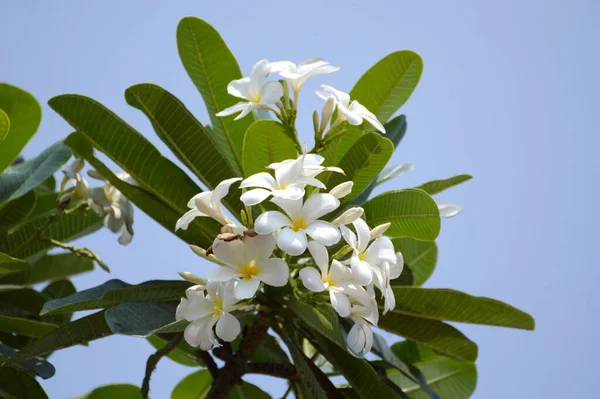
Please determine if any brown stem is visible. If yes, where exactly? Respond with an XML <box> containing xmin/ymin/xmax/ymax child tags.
<box><xmin>141</xmin><ymin>333</ymin><xmax>182</xmax><ymax>398</ymax></box>
<box><xmin>246</xmin><ymin>362</ymin><xmax>297</xmax><ymax>380</ymax></box>
<box><xmin>198</xmin><ymin>350</ymin><xmax>219</xmax><ymax>379</ymax></box>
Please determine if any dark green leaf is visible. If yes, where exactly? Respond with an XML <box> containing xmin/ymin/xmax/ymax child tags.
<box><xmin>383</xmin><ymin>115</ymin><xmax>408</xmax><ymax>149</ymax></box>
<box><xmin>0</xmin><ymin>189</ymin><xmax>35</xmax><ymax>233</ymax></box>
<box><xmin>171</xmin><ymin>369</ymin><xmax>212</xmax><ymax>399</ymax></box>
<box><xmin>0</xmin><ymin>253</ymin><xmax>93</xmax><ymax>285</ymax></box>
<box><xmin>105</xmin><ymin>301</ymin><xmax>179</xmax><ymax>337</ymax></box>
<box><xmin>0</xmin><ymin>252</ymin><xmax>30</xmax><ymax>274</ymax></box>
<box><xmin>35</xmin><ymin>175</ymin><xmax>56</xmax><ymax>193</ymax></box>
<box><xmin>249</xmin><ymin>334</ymin><xmax>289</xmax><ymax>364</ymax></box>
<box><xmin>363</xmin><ymin>189</ymin><xmax>440</xmax><ymax>240</ymax></box>
<box><xmin>147</xmin><ymin>335</ymin><xmax>204</xmax><ymax>367</ymax></box>
<box><xmin>286</xmin><ymin>341</ymin><xmax>331</xmax><ymax>399</ymax></box>
<box><xmin>0</xmin><ymin>343</ymin><xmax>55</xmax><ymax>379</ymax></box>
<box><xmin>416</xmin><ymin>175</ymin><xmax>473</xmax><ymax>196</ymax></box>
<box><xmin>391</xmin><ymin>238</ymin><xmax>437</xmax><ymax>286</ymax></box>
<box><xmin>319</xmin><ymin>124</ymin><xmax>363</xmax><ymax>167</ymax></box>
<box><xmin>0</xmin><ymin>84</ymin><xmax>42</xmax><ymax>173</ymax></box>
<box><xmin>75</xmin><ymin>384</ymin><xmax>143</xmax><ymax>398</ymax></box>
<box><xmin>230</xmin><ymin>382</ymin><xmax>271</xmax><ymax>399</ymax></box>
<box><xmin>0</xmin><ymin>315</ymin><xmax>57</xmax><ymax>338</ymax></box>
<box><xmin>242</xmin><ymin>120</ymin><xmax>297</xmax><ymax>177</ymax></box>
<box><xmin>42</xmin><ymin>279</ymin><xmax>77</xmax><ymax>326</ymax></box>
<box><xmin>0</xmin><ymin>366</ymin><xmax>48</xmax><ymax>398</ymax></box>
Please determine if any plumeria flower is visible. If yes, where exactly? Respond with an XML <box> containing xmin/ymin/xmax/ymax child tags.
<box><xmin>216</xmin><ymin>59</ymin><xmax>283</xmax><ymax>120</ymax></box>
<box><xmin>270</xmin><ymin>58</ymin><xmax>339</xmax><ymax>94</ymax></box>
<box><xmin>58</xmin><ymin>158</ymin><xmax>90</xmax><ymax>206</ymax></box>
<box><xmin>240</xmin><ymin>154</ymin><xmax>342</xmax><ymax>206</ymax></box>
<box><xmin>176</xmin><ymin>177</ymin><xmax>242</xmax><ymax>230</ymax></box>
<box><xmin>176</xmin><ymin>281</ymin><xmax>243</xmax><ymax>350</ymax></box>
<box><xmin>208</xmin><ymin>234</ymin><xmax>289</xmax><ymax>300</ymax></box>
<box><xmin>255</xmin><ymin>193</ymin><xmax>341</xmax><ymax>256</ymax></box>
<box><xmin>300</xmin><ymin>242</ymin><xmax>367</xmax><ymax>317</ymax></box>
<box><xmin>379</xmin><ymin>251</ymin><xmax>404</xmax><ymax>314</ymax></box>
<box><xmin>317</xmin><ymin>85</ymin><xmax>385</xmax><ymax>133</ymax></box>
<box><xmin>346</xmin><ymin>297</ymin><xmax>379</xmax><ymax>358</ymax></box>
<box><xmin>87</xmin><ymin>173</ymin><xmax>134</xmax><ymax>245</ymax></box>
<box><xmin>340</xmin><ymin>218</ymin><xmax>396</xmax><ymax>286</ymax></box>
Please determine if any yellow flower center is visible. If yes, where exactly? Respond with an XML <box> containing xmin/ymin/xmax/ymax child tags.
<box><xmin>358</xmin><ymin>252</ymin><xmax>366</xmax><ymax>261</ymax></box>
<box><xmin>291</xmin><ymin>218</ymin><xmax>307</xmax><ymax>232</ymax></box>
<box><xmin>213</xmin><ymin>298</ymin><xmax>223</xmax><ymax>316</ymax></box>
<box><xmin>252</xmin><ymin>93</ymin><xmax>262</xmax><ymax>103</ymax></box>
<box><xmin>239</xmin><ymin>260</ymin><xmax>259</xmax><ymax>279</ymax></box>
<box><xmin>322</xmin><ymin>274</ymin><xmax>335</xmax><ymax>288</ymax></box>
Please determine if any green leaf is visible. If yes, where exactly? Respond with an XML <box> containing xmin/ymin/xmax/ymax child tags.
<box><xmin>242</xmin><ymin>120</ymin><xmax>298</xmax><ymax>176</ymax></box>
<box><xmin>0</xmin><ymin>287</ymin><xmax>48</xmax><ymax>315</ymax></box>
<box><xmin>376</xmin><ymin>164</ymin><xmax>414</xmax><ymax>186</ymax></box>
<box><xmin>177</xmin><ymin>17</ymin><xmax>253</xmax><ymax>165</ymax></box>
<box><xmin>389</xmin><ymin>342</ymin><xmax>477</xmax><ymax>399</ymax></box>
<box><xmin>0</xmin><ymin>141</ymin><xmax>71</xmax><ymax>204</ymax></box>
<box><xmin>378</xmin><ymin>312</ymin><xmax>478</xmax><ymax>362</ymax></box>
<box><xmin>0</xmin><ymin>366</ymin><xmax>48</xmax><ymax>398</ymax></box>
<box><xmin>42</xmin><ymin>279</ymin><xmax>77</xmax><ymax>326</ymax></box>
<box><xmin>326</xmin><ymin>133</ymin><xmax>393</xmax><ymax>203</ymax></box>
<box><xmin>416</xmin><ymin>175</ymin><xmax>473</xmax><ymax>196</ymax></box>
<box><xmin>65</xmin><ymin>133</ymin><xmax>217</xmax><ymax>247</ymax></box>
<box><xmin>387</xmin><ymin>287</ymin><xmax>535</xmax><ymax>330</ymax></box>
<box><xmin>248</xmin><ymin>334</ymin><xmax>289</xmax><ymax>364</ymax></box>
<box><xmin>35</xmin><ymin>175</ymin><xmax>56</xmax><ymax>193</ymax></box>
<box><xmin>75</xmin><ymin>384</ymin><xmax>143</xmax><ymax>399</ymax></box>
<box><xmin>391</xmin><ymin>238</ymin><xmax>437</xmax><ymax>286</ymax></box>
<box><xmin>41</xmin><ymin>279</ymin><xmax>190</xmax><ymax>316</ymax></box>
<box><xmin>383</xmin><ymin>114</ymin><xmax>408</xmax><ymax>149</ymax></box>
<box><xmin>48</xmin><ymin>95</ymin><xmax>205</xmax><ymax>222</ymax></box>
<box><xmin>0</xmin><ymin>343</ymin><xmax>55</xmax><ymax>379</ymax></box>
<box><xmin>286</xmin><ymin>341</ymin><xmax>331</xmax><ymax>399</ymax></box>
<box><xmin>230</xmin><ymin>382</ymin><xmax>271</xmax><ymax>399</ymax></box>
<box><xmin>350</xmin><ymin>51</ymin><xmax>423</xmax><ymax>123</ymax></box>
<box><xmin>0</xmin><ymin>190</ymin><xmax>36</xmax><ymax>233</ymax></box>
<box><xmin>0</xmin><ymin>84</ymin><xmax>42</xmax><ymax>173</ymax></box>
<box><xmin>0</xmin><ymin>108</ymin><xmax>9</xmax><ymax>143</ymax></box>
<box><xmin>0</xmin><ymin>253</ymin><xmax>93</xmax><ymax>285</ymax></box>
<box><xmin>147</xmin><ymin>335</ymin><xmax>204</xmax><ymax>367</ymax></box>
<box><xmin>363</xmin><ymin>189</ymin><xmax>440</xmax><ymax>240</ymax></box>
<box><xmin>0</xmin><ymin>315</ymin><xmax>57</xmax><ymax>338</ymax></box>
<box><xmin>171</xmin><ymin>369</ymin><xmax>212</xmax><ymax>399</ymax></box>
<box><xmin>0</xmin><ymin>252</ymin><xmax>30</xmax><ymax>274</ymax></box>
<box><xmin>8</xmin><ymin>310</ymin><xmax>112</xmax><ymax>362</ymax></box>
<box><xmin>105</xmin><ymin>301</ymin><xmax>179</xmax><ymax>336</ymax></box>
<box><xmin>319</xmin><ymin>124</ymin><xmax>363</xmax><ymax>167</ymax></box>
<box><xmin>125</xmin><ymin>84</ymin><xmax>244</xmax><ymax>213</ymax></box>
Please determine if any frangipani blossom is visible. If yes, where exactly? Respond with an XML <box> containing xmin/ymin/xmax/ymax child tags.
<box><xmin>216</xmin><ymin>59</ymin><xmax>283</xmax><ymax>120</ymax></box>
<box><xmin>341</xmin><ymin>218</ymin><xmax>396</xmax><ymax>285</ymax></box>
<box><xmin>176</xmin><ymin>177</ymin><xmax>242</xmax><ymax>230</ymax></box>
<box><xmin>346</xmin><ymin>297</ymin><xmax>379</xmax><ymax>358</ymax></box>
<box><xmin>176</xmin><ymin>281</ymin><xmax>243</xmax><ymax>350</ymax></box>
<box><xmin>209</xmin><ymin>234</ymin><xmax>289</xmax><ymax>300</ymax></box>
<box><xmin>379</xmin><ymin>251</ymin><xmax>404</xmax><ymax>314</ymax></box>
<box><xmin>60</xmin><ymin>158</ymin><xmax>85</xmax><ymax>192</ymax></box>
<box><xmin>270</xmin><ymin>58</ymin><xmax>339</xmax><ymax>93</ymax></box>
<box><xmin>240</xmin><ymin>154</ymin><xmax>342</xmax><ymax>206</ymax></box>
<box><xmin>317</xmin><ymin>85</ymin><xmax>385</xmax><ymax>133</ymax></box>
<box><xmin>255</xmin><ymin>193</ymin><xmax>341</xmax><ymax>256</ymax></box>
<box><xmin>300</xmin><ymin>242</ymin><xmax>366</xmax><ymax>317</ymax></box>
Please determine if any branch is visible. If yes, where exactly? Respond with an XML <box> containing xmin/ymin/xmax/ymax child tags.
<box><xmin>45</xmin><ymin>238</ymin><xmax>110</xmax><ymax>272</ymax></box>
<box><xmin>246</xmin><ymin>362</ymin><xmax>297</xmax><ymax>380</ymax></box>
<box><xmin>198</xmin><ymin>350</ymin><xmax>219</xmax><ymax>379</ymax></box>
<box><xmin>141</xmin><ymin>333</ymin><xmax>182</xmax><ymax>398</ymax></box>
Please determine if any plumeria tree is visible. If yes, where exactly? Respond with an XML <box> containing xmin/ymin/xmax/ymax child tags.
<box><xmin>0</xmin><ymin>17</ymin><xmax>535</xmax><ymax>399</ymax></box>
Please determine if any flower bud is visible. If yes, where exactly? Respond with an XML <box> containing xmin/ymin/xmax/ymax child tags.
<box><xmin>319</xmin><ymin>96</ymin><xmax>335</xmax><ymax>133</ymax></box>
<box><xmin>329</xmin><ymin>181</ymin><xmax>353</xmax><ymax>199</ymax></box>
<box><xmin>438</xmin><ymin>203</ymin><xmax>462</xmax><ymax>218</ymax></box>
<box><xmin>189</xmin><ymin>245</ymin><xmax>224</xmax><ymax>265</ymax></box>
<box><xmin>177</xmin><ymin>271</ymin><xmax>207</xmax><ymax>285</ymax></box>
<box><xmin>332</xmin><ymin>207</ymin><xmax>364</xmax><ymax>227</ymax></box>
<box><xmin>370</xmin><ymin>222</ymin><xmax>391</xmax><ymax>240</ymax></box>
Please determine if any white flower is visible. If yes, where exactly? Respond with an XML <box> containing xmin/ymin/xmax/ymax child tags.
<box><xmin>438</xmin><ymin>203</ymin><xmax>462</xmax><ymax>218</ymax></box>
<box><xmin>340</xmin><ymin>218</ymin><xmax>396</xmax><ymax>285</ymax></box>
<box><xmin>300</xmin><ymin>242</ymin><xmax>366</xmax><ymax>317</ymax></box>
<box><xmin>346</xmin><ymin>297</ymin><xmax>378</xmax><ymax>358</ymax></box>
<box><xmin>59</xmin><ymin>158</ymin><xmax>90</xmax><ymax>203</ymax></box>
<box><xmin>176</xmin><ymin>282</ymin><xmax>243</xmax><ymax>350</ymax></box>
<box><xmin>270</xmin><ymin>58</ymin><xmax>339</xmax><ymax>93</ymax></box>
<box><xmin>87</xmin><ymin>176</ymin><xmax>134</xmax><ymax>245</ymax></box>
<box><xmin>216</xmin><ymin>59</ymin><xmax>283</xmax><ymax>120</ymax></box>
<box><xmin>317</xmin><ymin>85</ymin><xmax>385</xmax><ymax>133</ymax></box>
<box><xmin>369</xmin><ymin>222</ymin><xmax>391</xmax><ymax>240</ymax></box>
<box><xmin>176</xmin><ymin>177</ymin><xmax>242</xmax><ymax>230</ymax></box>
<box><xmin>208</xmin><ymin>234</ymin><xmax>289</xmax><ymax>300</ymax></box>
<box><xmin>240</xmin><ymin>153</ymin><xmax>342</xmax><ymax>206</ymax></box>
<box><xmin>329</xmin><ymin>181</ymin><xmax>354</xmax><ymax>199</ymax></box>
<box><xmin>255</xmin><ymin>193</ymin><xmax>341</xmax><ymax>256</ymax></box>
<box><xmin>380</xmin><ymin>251</ymin><xmax>404</xmax><ymax>314</ymax></box>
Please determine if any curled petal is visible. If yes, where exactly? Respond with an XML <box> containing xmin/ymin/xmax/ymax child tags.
<box><xmin>176</xmin><ymin>209</ymin><xmax>202</xmax><ymax>231</ymax></box>
<box><xmin>307</xmin><ymin>241</ymin><xmax>329</xmax><ymax>276</ymax></box>
<box><xmin>255</xmin><ymin>211</ymin><xmax>292</xmax><ymax>234</ymax></box>
<box><xmin>257</xmin><ymin>258</ymin><xmax>289</xmax><ymax>287</ymax></box>
<box><xmin>330</xmin><ymin>290</ymin><xmax>351</xmax><ymax>317</ymax></box>
<box><xmin>216</xmin><ymin>312</ymin><xmax>241</xmax><ymax>342</ymax></box>
<box><xmin>301</xmin><ymin>193</ymin><xmax>340</xmax><ymax>222</ymax></box>
<box><xmin>350</xmin><ymin>256</ymin><xmax>373</xmax><ymax>286</ymax></box>
<box><xmin>340</xmin><ymin>225</ymin><xmax>357</xmax><ymax>249</ymax></box>
<box><xmin>438</xmin><ymin>203</ymin><xmax>462</xmax><ymax>218</ymax></box>
<box><xmin>241</xmin><ymin>188</ymin><xmax>271</xmax><ymax>206</ymax></box>
<box><xmin>240</xmin><ymin>172</ymin><xmax>277</xmax><ymax>190</ymax></box>
<box><xmin>349</xmin><ymin>101</ymin><xmax>385</xmax><ymax>133</ymax></box>
<box><xmin>299</xmin><ymin>267</ymin><xmax>326</xmax><ymax>292</ymax></box>
<box><xmin>277</xmin><ymin>227</ymin><xmax>308</xmax><ymax>256</ymax></box>
<box><xmin>216</xmin><ymin>101</ymin><xmax>252</xmax><ymax>117</ymax></box>
<box><xmin>304</xmin><ymin>221</ymin><xmax>341</xmax><ymax>247</ymax></box>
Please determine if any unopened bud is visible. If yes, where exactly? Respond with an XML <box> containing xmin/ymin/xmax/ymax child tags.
<box><xmin>329</xmin><ymin>181</ymin><xmax>353</xmax><ymax>199</ymax></box>
<box><xmin>332</xmin><ymin>207</ymin><xmax>364</xmax><ymax>227</ymax></box>
<box><xmin>216</xmin><ymin>232</ymin><xmax>239</xmax><ymax>242</ymax></box>
<box><xmin>58</xmin><ymin>193</ymin><xmax>72</xmax><ymax>209</ymax></box>
<box><xmin>438</xmin><ymin>203</ymin><xmax>462</xmax><ymax>218</ymax></box>
<box><xmin>370</xmin><ymin>222</ymin><xmax>391</xmax><ymax>240</ymax></box>
<box><xmin>319</xmin><ymin>97</ymin><xmax>335</xmax><ymax>133</ymax></box>
<box><xmin>189</xmin><ymin>245</ymin><xmax>224</xmax><ymax>265</ymax></box>
<box><xmin>178</xmin><ymin>271</ymin><xmax>207</xmax><ymax>285</ymax></box>
<box><xmin>312</xmin><ymin>110</ymin><xmax>320</xmax><ymax>137</ymax></box>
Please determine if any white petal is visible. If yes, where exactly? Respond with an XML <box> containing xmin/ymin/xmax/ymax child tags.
<box><xmin>383</xmin><ymin>285</ymin><xmax>396</xmax><ymax>314</ymax></box>
<box><xmin>329</xmin><ymin>260</ymin><xmax>352</xmax><ymax>284</ymax></box>
<box><xmin>271</xmin><ymin>185</ymin><xmax>305</xmax><ymax>201</ymax></box>
<box><xmin>220</xmin><ymin>280</ymin><xmax>239</xmax><ymax>308</ymax></box>
<box><xmin>349</xmin><ymin>101</ymin><xmax>385</xmax><ymax>133</ymax></box>
<box><xmin>212</xmin><ymin>239</ymin><xmax>246</xmax><ymax>267</ymax></box>
<box><xmin>216</xmin><ymin>101</ymin><xmax>251</xmax><ymax>117</ymax></box>
<box><xmin>257</xmin><ymin>258</ymin><xmax>289</xmax><ymax>287</ymax></box>
<box><xmin>175</xmin><ymin>209</ymin><xmax>202</xmax><ymax>231</ymax></box>
<box><xmin>350</xmin><ymin>256</ymin><xmax>373</xmax><ymax>285</ymax></box>
<box><xmin>206</xmin><ymin>281</ymin><xmax>220</xmax><ymax>300</ymax></box>
<box><xmin>277</xmin><ymin>227</ymin><xmax>308</xmax><ymax>256</ymax></box>
<box><xmin>179</xmin><ymin>298</ymin><xmax>214</xmax><ymax>322</ymax></box>
<box><xmin>332</xmin><ymin>207</ymin><xmax>364</xmax><ymax>227</ymax></box>
<box><xmin>307</xmin><ymin>241</ymin><xmax>329</xmax><ymax>276</ymax></box>
<box><xmin>329</xmin><ymin>181</ymin><xmax>353</xmax><ymax>199</ymax></box>
<box><xmin>254</xmin><ymin>211</ymin><xmax>292</xmax><ymax>234</ymax></box>
<box><xmin>320</xmin><ymin>85</ymin><xmax>351</xmax><ymax>108</ymax></box>
<box><xmin>269</xmin><ymin>60</ymin><xmax>297</xmax><ymax>75</ymax></box>
<box><xmin>369</xmin><ymin>222</ymin><xmax>391</xmax><ymax>240</ymax></box>
<box><xmin>206</xmin><ymin>266</ymin><xmax>240</xmax><ymax>282</ymax></box>
<box><xmin>271</xmin><ymin>196</ymin><xmax>303</xmax><ymax>219</ymax></box>
<box><xmin>118</xmin><ymin>224</ymin><xmax>134</xmax><ymax>245</ymax></box>
<box><xmin>352</xmin><ymin>218</ymin><xmax>371</xmax><ymax>254</ymax></box>
<box><xmin>304</xmin><ymin>221</ymin><xmax>341</xmax><ymax>246</ymax></box>
<box><xmin>299</xmin><ymin>267</ymin><xmax>326</xmax><ymax>292</ymax></box>
<box><xmin>340</xmin><ymin>225</ymin><xmax>357</xmax><ymax>249</ymax></box>
<box><xmin>338</xmin><ymin>104</ymin><xmax>363</xmax><ymax>125</ymax></box>
<box><xmin>346</xmin><ymin>321</ymin><xmax>367</xmax><ymax>357</ymax></box>
<box><xmin>240</xmin><ymin>172</ymin><xmax>277</xmax><ymax>190</ymax></box>
<box><xmin>197</xmin><ymin>319</ymin><xmax>218</xmax><ymax>351</ymax></box>
<box><xmin>227</xmin><ymin>77</ymin><xmax>251</xmax><ymax>99</ymax></box>
<box><xmin>216</xmin><ymin>312</ymin><xmax>241</xmax><ymax>342</ymax></box>
<box><xmin>241</xmin><ymin>188</ymin><xmax>272</xmax><ymax>206</ymax></box>
<box><xmin>187</xmin><ymin>192</ymin><xmax>210</xmax><ymax>208</ymax></box>
<box><xmin>365</xmin><ymin>237</ymin><xmax>396</xmax><ymax>265</ymax></box>
<box><xmin>260</xmin><ymin>81</ymin><xmax>284</xmax><ymax>104</ymax></box>
<box><xmin>293</xmin><ymin>177</ymin><xmax>326</xmax><ymax>189</ymax></box>
<box><xmin>245</xmin><ymin>234</ymin><xmax>277</xmax><ymax>262</ymax></box>
<box><xmin>234</xmin><ymin>277</ymin><xmax>261</xmax><ymax>299</ymax></box>
<box><xmin>183</xmin><ymin>318</ymin><xmax>208</xmax><ymax>347</ymax></box>
<box><xmin>438</xmin><ymin>203</ymin><xmax>462</xmax><ymax>218</ymax></box>
<box><xmin>249</xmin><ymin>59</ymin><xmax>271</xmax><ymax>95</ymax></box>
<box><xmin>329</xmin><ymin>290</ymin><xmax>351</xmax><ymax>317</ymax></box>
<box><xmin>301</xmin><ymin>193</ymin><xmax>340</xmax><ymax>222</ymax></box>
<box><xmin>234</xmin><ymin>103</ymin><xmax>256</xmax><ymax>120</ymax></box>
<box><xmin>274</xmin><ymin>157</ymin><xmax>303</xmax><ymax>188</ymax></box>
<box><xmin>388</xmin><ymin>252</ymin><xmax>404</xmax><ymax>280</ymax></box>
<box><xmin>212</xmin><ymin>177</ymin><xmax>242</xmax><ymax>205</ymax></box>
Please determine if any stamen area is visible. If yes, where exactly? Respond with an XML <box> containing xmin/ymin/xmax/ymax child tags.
<box><xmin>213</xmin><ymin>298</ymin><xmax>223</xmax><ymax>315</ymax></box>
<box><xmin>291</xmin><ymin>218</ymin><xmax>307</xmax><ymax>232</ymax></box>
<box><xmin>239</xmin><ymin>260</ymin><xmax>259</xmax><ymax>279</ymax></box>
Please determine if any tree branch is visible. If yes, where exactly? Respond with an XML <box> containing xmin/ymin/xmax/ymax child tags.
<box><xmin>246</xmin><ymin>362</ymin><xmax>297</xmax><ymax>380</ymax></box>
<box><xmin>141</xmin><ymin>333</ymin><xmax>182</xmax><ymax>398</ymax></box>
<box><xmin>198</xmin><ymin>350</ymin><xmax>219</xmax><ymax>379</ymax></box>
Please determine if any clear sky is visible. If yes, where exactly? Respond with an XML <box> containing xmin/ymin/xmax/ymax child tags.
<box><xmin>2</xmin><ymin>0</ymin><xmax>599</xmax><ymax>397</ymax></box>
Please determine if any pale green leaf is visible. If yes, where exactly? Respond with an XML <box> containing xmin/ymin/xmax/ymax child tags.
<box><xmin>416</xmin><ymin>175</ymin><xmax>473</xmax><ymax>195</ymax></box>
<box><xmin>318</xmin><ymin>124</ymin><xmax>362</xmax><ymax>167</ymax></box>
<box><xmin>75</xmin><ymin>384</ymin><xmax>143</xmax><ymax>399</ymax></box>
<box><xmin>0</xmin><ymin>253</ymin><xmax>92</xmax><ymax>285</ymax></box>
<box><xmin>0</xmin><ymin>252</ymin><xmax>30</xmax><ymax>274</ymax></box>
<box><xmin>242</xmin><ymin>120</ymin><xmax>297</xmax><ymax>177</ymax></box>
<box><xmin>0</xmin><ymin>108</ymin><xmax>9</xmax><ymax>143</ymax></box>
<box><xmin>391</xmin><ymin>238</ymin><xmax>437</xmax><ymax>286</ymax></box>
<box><xmin>171</xmin><ymin>369</ymin><xmax>212</xmax><ymax>399</ymax></box>
<box><xmin>0</xmin><ymin>315</ymin><xmax>57</xmax><ymax>338</ymax></box>
<box><xmin>230</xmin><ymin>382</ymin><xmax>271</xmax><ymax>399</ymax></box>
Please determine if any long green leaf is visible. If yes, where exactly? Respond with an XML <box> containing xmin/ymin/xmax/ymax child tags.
<box><xmin>350</xmin><ymin>51</ymin><xmax>423</xmax><ymax>123</ymax></box>
<box><xmin>0</xmin><ymin>190</ymin><xmax>36</xmax><ymax>233</ymax></box>
<box><xmin>147</xmin><ymin>335</ymin><xmax>204</xmax><ymax>367</ymax></box>
<box><xmin>0</xmin><ymin>366</ymin><xmax>48</xmax><ymax>399</ymax></box>
<box><xmin>416</xmin><ymin>175</ymin><xmax>473</xmax><ymax>195</ymax></box>
<box><xmin>388</xmin><ymin>287</ymin><xmax>535</xmax><ymax>330</ymax></box>
<box><xmin>171</xmin><ymin>369</ymin><xmax>212</xmax><ymax>399</ymax></box>
<box><xmin>286</xmin><ymin>341</ymin><xmax>331</xmax><ymax>399</ymax></box>
<box><xmin>391</xmin><ymin>238</ymin><xmax>438</xmax><ymax>286</ymax></box>
<box><xmin>0</xmin><ymin>315</ymin><xmax>57</xmax><ymax>338</ymax></box>
<box><xmin>0</xmin><ymin>253</ymin><xmax>93</xmax><ymax>285</ymax></box>
<box><xmin>177</xmin><ymin>17</ymin><xmax>253</xmax><ymax>165</ymax></box>
<box><xmin>65</xmin><ymin>133</ymin><xmax>218</xmax><ymax>247</ymax></box>
<box><xmin>242</xmin><ymin>120</ymin><xmax>297</xmax><ymax>177</ymax></box>
<box><xmin>230</xmin><ymin>382</ymin><xmax>271</xmax><ymax>399</ymax></box>
<box><xmin>326</xmin><ymin>133</ymin><xmax>393</xmax><ymax>202</ymax></box>
<box><xmin>75</xmin><ymin>384</ymin><xmax>143</xmax><ymax>398</ymax></box>
<box><xmin>0</xmin><ymin>141</ymin><xmax>71</xmax><ymax>204</ymax></box>
<box><xmin>0</xmin><ymin>109</ymin><xmax>9</xmax><ymax>144</ymax></box>
<box><xmin>319</xmin><ymin>124</ymin><xmax>363</xmax><ymax>167</ymax></box>
<box><xmin>363</xmin><ymin>189</ymin><xmax>440</xmax><ymax>240</ymax></box>
<box><xmin>41</xmin><ymin>279</ymin><xmax>190</xmax><ymax>316</ymax></box>
<box><xmin>0</xmin><ymin>343</ymin><xmax>55</xmax><ymax>379</ymax></box>
<box><xmin>42</xmin><ymin>279</ymin><xmax>77</xmax><ymax>326</ymax></box>
<box><xmin>0</xmin><ymin>252</ymin><xmax>30</xmax><ymax>274</ymax></box>
<box><xmin>378</xmin><ymin>312</ymin><xmax>478</xmax><ymax>362</ymax></box>
<box><xmin>0</xmin><ymin>84</ymin><xmax>42</xmax><ymax>173</ymax></box>
<box><xmin>105</xmin><ymin>301</ymin><xmax>179</xmax><ymax>337</ymax></box>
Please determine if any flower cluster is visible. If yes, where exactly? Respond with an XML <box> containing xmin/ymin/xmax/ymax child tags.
<box><xmin>174</xmin><ymin>58</ymin><xmax>408</xmax><ymax>357</ymax></box>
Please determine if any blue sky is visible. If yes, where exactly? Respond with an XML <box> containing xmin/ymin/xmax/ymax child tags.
<box><xmin>2</xmin><ymin>0</ymin><xmax>599</xmax><ymax>397</ymax></box>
